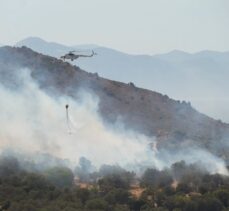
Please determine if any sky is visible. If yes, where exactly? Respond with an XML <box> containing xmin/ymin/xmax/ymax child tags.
<box><xmin>0</xmin><ymin>0</ymin><xmax>229</xmax><ymax>54</ymax></box>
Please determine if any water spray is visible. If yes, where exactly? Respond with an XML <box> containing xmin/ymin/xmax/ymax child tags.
<box><xmin>65</xmin><ymin>104</ymin><xmax>71</xmax><ymax>134</ymax></box>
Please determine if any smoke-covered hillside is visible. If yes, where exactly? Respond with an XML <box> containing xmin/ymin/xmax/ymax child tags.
<box><xmin>0</xmin><ymin>46</ymin><xmax>229</xmax><ymax>168</ymax></box>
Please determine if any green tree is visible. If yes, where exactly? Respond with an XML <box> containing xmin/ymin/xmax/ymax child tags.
<box><xmin>44</xmin><ymin>167</ymin><xmax>74</xmax><ymax>188</ymax></box>
<box><xmin>214</xmin><ymin>189</ymin><xmax>229</xmax><ymax>207</ymax></box>
<box><xmin>85</xmin><ymin>198</ymin><xmax>108</xmax><ymax>210</ymax></box>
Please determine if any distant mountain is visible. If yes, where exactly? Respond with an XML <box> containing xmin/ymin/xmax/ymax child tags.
<box><xmin>16</xmin><ymin>37</ymin><xmax>74</xmax><ymax>56</ymax></box>
<box><xmin>16</xmin><ymin>37</ymin><xmax>229</xmax><ymax>122</ymax></box>
<box><xmin>16</xmin><ymin>37</ymin><xmax>99</xmax><ymax>57</ymax></box>
<box><xmin>1</xmin><ymin>46</ymin><xmax>229</xmax><ymax>163</ymax></box>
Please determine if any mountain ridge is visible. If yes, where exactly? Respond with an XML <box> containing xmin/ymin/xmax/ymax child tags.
<box><xmin>16</xmin><ymin>37</ymin><xmax>229</xmax><ymax>56</ymax></box>
<box><xmin>15</xmin><ymin>37</ymin><xmax>229</xmax><ymax>122</ymax></box>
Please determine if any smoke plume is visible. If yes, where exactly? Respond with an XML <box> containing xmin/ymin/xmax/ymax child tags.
<box><xmin>0</xmin><ymin>68</ymin><xmax>228</xmax><ymax>175</ymax></box>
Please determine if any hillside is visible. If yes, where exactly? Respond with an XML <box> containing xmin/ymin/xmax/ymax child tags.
<box><xmin>0</xmin><ymin>46</ymin><xmax>229</xmax><ymax>163</ymax></box>
<box><xmin>16</xmin><ymin>37</ymin><xmax>229</xmax><ymax>122</ymax></box>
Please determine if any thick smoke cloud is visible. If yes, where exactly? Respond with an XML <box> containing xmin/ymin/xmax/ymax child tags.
<box><xmin>0</xmin><ymin>68</ymin><xmax>228</xmax><ymax>175</ymax></box>
<box><xmin>0</xmin><ymin>69</ymin><xmax>157</xmax><ymax>168</ymax></box>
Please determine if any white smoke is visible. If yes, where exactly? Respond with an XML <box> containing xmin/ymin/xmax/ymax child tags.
<box><xmin>157</xmin><ymin>147</ymin><xmax>229</xmax><ymax>175</ymax></box>
<box><xmin>0</xmin><ymin>69</ymin><xmax>157</xmax><ymax>168</ymax></box>
<box><xmin>0</xmin><ymin>68</ymin><xmax>228</xmax><ymax>175</ymax></box>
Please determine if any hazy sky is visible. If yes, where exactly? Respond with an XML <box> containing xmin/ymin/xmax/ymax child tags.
<box><xmin>0</xmin><ymin>0</ymin><xmax>229</xmax><ymax>54</ymax></box>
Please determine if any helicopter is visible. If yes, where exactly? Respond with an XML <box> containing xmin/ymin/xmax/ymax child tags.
<box><xmin>60</xmin><ymin>50</ymin><xmax>97</xmax><ymax>61</ymax></box>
